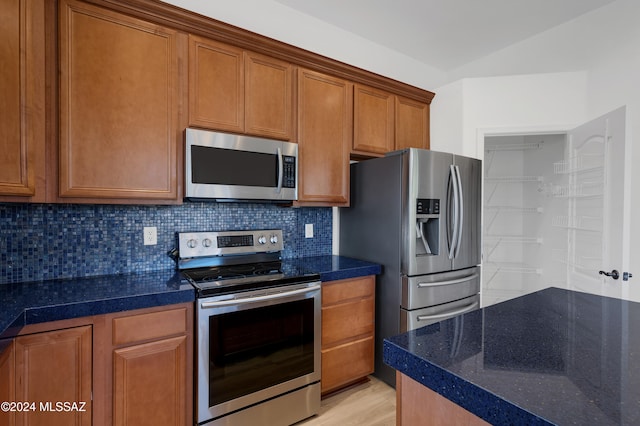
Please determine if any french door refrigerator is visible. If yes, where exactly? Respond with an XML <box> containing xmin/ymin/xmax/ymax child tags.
<box><xmin>339</xmin><ymin>148</ymin><xmax>482</xmax><ymax>386</ymax></box>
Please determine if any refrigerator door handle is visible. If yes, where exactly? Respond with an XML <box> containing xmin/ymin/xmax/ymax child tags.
<box><xmin>454</xmin><ymin>165</ymin><xmax>464</xmax><ymax>258</ymax></box>
<box><xmin>449</xmin><ymin>164</ymin><xmax>460</xmax><ymax>259</ymax></box>
<box><xmin>416</xmin><ymin>272</ymin><xmax>480</xmax><ymax>288</ymax></box>
<box><xmin>416</xmin><ymin>301</ymin><xmax>479</xmax><ymax>322</ymax></box>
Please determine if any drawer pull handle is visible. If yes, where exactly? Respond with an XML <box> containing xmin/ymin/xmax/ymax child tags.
<box><xmin>416</xmin><ymin>301</ymin><xmax>479</xmax><ymax>322</ymax></box>
<box><xmin>416</xmin><ymin>273</ymin><xmax>479</xmax><ymax>288</ymax></box>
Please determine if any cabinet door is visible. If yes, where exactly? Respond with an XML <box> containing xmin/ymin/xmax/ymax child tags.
<box><xmin>245</xmin><ymin>51</ymin><xmax>294</xmax><ymax>140</ymax></box>
<box><xmin>395</xmin><ymin>96</ymin><xmax>430</xmax><ymax>150</ymax></box>
<box><xmin>58</xmin><ymin>0</ymin><xmax>181</xmax><ymax>201</ymax></box>
<box><xmin>297</xmin><ymin>68</ymin><xmax>352</xmax><ymax>206</ymax></box>
<box><xmin>113</xmin><ymin>336</ymin><xmax>187</xmax><ymax>426</ymax></box>
<box><xmin>0</xmin><ymin>0</ymin><xmax>45</xmax><ymax>199</ymax></box>
<box><xmin>188</xmin><ymin>35</ymin><xmax>244</xmax><ymax>133</ymax></box>
<box><xmin>14</xmin><ymin>326</ymin><xmax>92</xmax><ymax>426</ymax></box>
<box><xmin>0</xmin><ymin>340</ymin><xmax>15</xmax><ymax>426</ymax></box>
<box><xmin>353</xmin><ymin>84</ymin><xmax>394</xmax><ymax>156</ymax></box>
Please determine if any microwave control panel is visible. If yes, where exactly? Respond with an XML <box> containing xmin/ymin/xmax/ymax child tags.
<box><xmin>283</xmin><ymin>156</ymin><xmax>296</xmax><ymax>188</ymax></box>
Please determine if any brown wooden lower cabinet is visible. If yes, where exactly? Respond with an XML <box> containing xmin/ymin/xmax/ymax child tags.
<box><xmin>0</xmin><ymin>325</ymin><xmax>92</xmax><ymax>426</ymax></box>
<box><xmin>106</xmin><ymin>303</ymin><xmax>193</xmax><ymax>426</ymax></box>
<box><xmin>0</xmin><ymin>302</ymin><xmax>193</xmax><ymax>426</ymax></box>
<box><xmin>0</xmin><ymin>340</ymin><xmax>15</xmax><ymax>426</ymax></box>
<box><xmin>113</xmin><ymin>336</ymin><xmax>188</xmax><ymax>426</ymax></box>
<box><xmin>321</xmin><ymin>276</ymin><xmax>375</xmax><ymax>395</ymax></box>
<box><xmin>396</xmin><ymin>372</ymin><xmax>490</xmax><ymax>426</ymax></box>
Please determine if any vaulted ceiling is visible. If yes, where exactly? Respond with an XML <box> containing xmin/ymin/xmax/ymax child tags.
<box><xmin>273</xmin><ymin>0</ymin><xmax>615</xmax><ymax>71</ymax></box>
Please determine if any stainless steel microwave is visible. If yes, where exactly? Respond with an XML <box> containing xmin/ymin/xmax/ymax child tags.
<box><xmin>185</xmin><ymin>128</ymin><xmax>298</xmax><ymax>202</ymax></box>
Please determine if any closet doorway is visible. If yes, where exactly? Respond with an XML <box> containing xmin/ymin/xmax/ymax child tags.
<box><xmin>481</xmin><ymin>107</ymin><xmax>631</xmax><ymax>306</ymax></box>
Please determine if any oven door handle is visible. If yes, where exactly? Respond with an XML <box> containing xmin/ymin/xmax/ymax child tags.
<box><xmin>200</xmin><ymin>284</ymin><xmax>321</xmax><ymax>308</ymax></box>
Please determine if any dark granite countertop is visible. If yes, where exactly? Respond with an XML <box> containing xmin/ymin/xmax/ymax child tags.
<box><xmin>384</xmin><ymin>287</ymin><xmax>640</xmax><ymax>426</ymax></box>
<box><xmin>0</xmin><ymin>269</ymin><xmax>194</xmax><ymax>339</ymax></box>
<box><xmin>291</xmin><ymin>255</ymin><xmax>381</xmax><ymax>282</ymax></box>
<box><xmin>0</xmin><ymin>255</ymin><xmax>380</xmax><ymax>339</ymax></box>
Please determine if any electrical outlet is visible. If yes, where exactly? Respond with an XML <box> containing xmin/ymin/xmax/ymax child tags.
<box><xmin>305</xmin><ymin>223</ymin><xmax>314</xmax><ymax>238</ymax></box>
<box><xmin>143</xmin><ymin>226</ymin><xmax>157</xmax><ymax>246</ymax></box>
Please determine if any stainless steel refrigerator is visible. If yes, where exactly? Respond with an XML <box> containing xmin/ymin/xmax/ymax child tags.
<box><xmin>339</xmin><ymin>148</ymin><xmax>482</xmax><ymax>386</ymax></box>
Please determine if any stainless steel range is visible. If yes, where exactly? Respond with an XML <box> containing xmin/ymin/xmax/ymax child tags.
<box><xmin>177</xmin><ymin>229</ymin><xmax>321</xmax><ymax>426</ymax></box>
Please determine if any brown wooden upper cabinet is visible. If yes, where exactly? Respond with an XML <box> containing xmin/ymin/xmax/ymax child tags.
<box><xmin>352</xmin><ymin>85</ymin><xmax>430</xmax><ymax>157</ymax></box>
<box><xmin>0</xmin><ymin>0</ymin><xmax>46</xmax><ymax>201</ymax></box>
<box><xmin>58</xmin><ymin>0</ymin><xmax>183</xmax><ymax>203</ymax></box>
<box><xmin>189</xmin><ymin>35</ymin><xmax>294</xmax><ymax>141</ymax></box>
<box><xmin>396</xmin><ymin>95</ymin><xmax>430</xmax><ymax>150</ymax></box>
<box><xmin>352</xmin><ymin>84</ymin><xmax>395</xmax><ymax>156</ymax></box>
<box><xmin>296</xmin><ymin>68</ymin><xmax>352</xmax><ymax>206</ymax></box>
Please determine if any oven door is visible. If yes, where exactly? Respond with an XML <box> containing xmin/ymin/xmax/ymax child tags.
<box><xmin>196</xmin><ymin>281</ymin><xmax>321</xmax><ymax>424</ymax></box>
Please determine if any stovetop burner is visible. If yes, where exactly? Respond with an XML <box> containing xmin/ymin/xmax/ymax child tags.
<box><xmin>176</xmin><ymin>230</ymin><xmax>319</xmax><ymax>298</ymax></box>
<box><xmin>183</xmin><ymin>261</ymin><xmax>283</xmax><ymax>283</ymax></box>
<box><xmin>182</xmin><ymin>260</ymin><xmax>318</xmax><ymax>297</ymax></box>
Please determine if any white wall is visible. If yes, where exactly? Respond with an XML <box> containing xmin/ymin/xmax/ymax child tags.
<box><xmin>430</xmin><ymin>80</ymin><xmax>464</xmax><ymax>154</ymax></box>
<box><xmin>431</xmin><ymin>72</ymin><xmax>588</xmax><ymax>159</ymax></box>
<box><xmin>434</xmin><ymin>0</ymin><xmax>640</xmax><ymax>301</ymax></box>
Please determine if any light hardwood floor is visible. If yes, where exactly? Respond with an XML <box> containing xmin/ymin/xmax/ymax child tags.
<box><xmin>298</xmin><ymin>376</ymin><xmax>396</xmax><ymax>426</ymax></box>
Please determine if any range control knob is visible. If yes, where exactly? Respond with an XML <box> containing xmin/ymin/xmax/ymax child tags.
<box><xmin>258</xmin><ymin>235</ymin><xmax>267</xmax><ymax>245</ymax></box>
<box><xmin>270</xmin><ymin>235</ymin><xmax>279</xmax><ymax>244</ymax></box>
<box><xmin>187</xmin><ymin>239</ymin><xmax>198</xmax><ymax>249</ymax></box>
<box><xmin>202</xmin><ymin>238</ymin><xmax>212</xmax><ymax>248</ymax></box>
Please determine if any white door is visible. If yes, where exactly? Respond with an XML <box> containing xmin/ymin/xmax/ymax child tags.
<box><xmin>563</xmin><ymin>106</ymin><xmax>632</xmax><ymax>299</ymax></box>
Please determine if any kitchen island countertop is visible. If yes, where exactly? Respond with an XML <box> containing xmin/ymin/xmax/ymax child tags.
<box><xmin>384</xmin><ymin>287</ymin><xmax>640</xmax><ymax>425</ymax></box>
<box><xmin>0</xmin><ymin>255</ymin><xmax>380</xmax><ymax>338</ymax></box>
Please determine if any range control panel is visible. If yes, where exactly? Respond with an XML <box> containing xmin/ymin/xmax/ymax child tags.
<box><xmin>178</xmin><ymin>229</ymin><xmax>283</xmax><ymax>258</ymax></box>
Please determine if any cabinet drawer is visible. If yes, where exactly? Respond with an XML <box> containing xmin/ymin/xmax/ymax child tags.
<box><xmin>322</xmin><ymin>276</ymin><xmax>375</xmax><ymax>306</ymax></box>
<box><xmin>113</xmin><ymin>308</ymin><xmax>187</xmax><ymax>346</ymax></box>
<box><xmin>322</xmin><ymin>297</ymin><xmax>374</xmax><ymax>347</ymax></box>
<box><xmin>321</xmin><ymin>336</ymin><xmax>374</xmax><ymax>394</ymax></box>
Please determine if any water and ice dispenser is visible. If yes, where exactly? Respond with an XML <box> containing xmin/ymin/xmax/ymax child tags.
<box><xmin>416</xmin><ymin>198</ymin><xmax>440</xmax><ymax>255</ymax></box>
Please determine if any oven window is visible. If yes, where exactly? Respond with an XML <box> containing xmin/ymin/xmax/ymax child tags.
<box><xmin>191</xmin><ymin>146</ymin><xmax>278</xmax><ymax>187</ymax></box>
<box><xmin>209</xmin><ymin>298</ymin><xmax>315</xmax><ymax>407</ymax></box>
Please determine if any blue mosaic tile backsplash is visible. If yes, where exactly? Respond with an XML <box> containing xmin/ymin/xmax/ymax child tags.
<box><xmin>0</xmin><ymin>203</ymin><xmax>332</xmax><ymax>285</ymax></box>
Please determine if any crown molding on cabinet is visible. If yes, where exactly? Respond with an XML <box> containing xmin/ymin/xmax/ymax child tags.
<box><xmin>84</xmin><ymin>0</ymin><xmax>435</xmax><ymax>104</ymax></box>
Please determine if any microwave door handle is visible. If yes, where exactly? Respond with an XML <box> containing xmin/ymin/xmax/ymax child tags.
<box><xmin>276</xmin><ymin>147</ymin><xmax>283</xmax><ymax>194</ymax></box>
